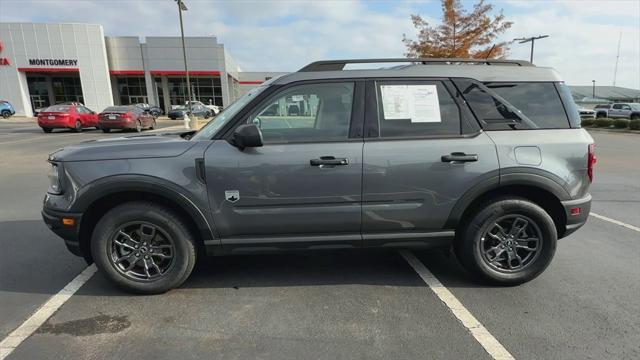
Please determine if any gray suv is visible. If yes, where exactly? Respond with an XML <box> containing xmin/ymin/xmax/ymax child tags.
<box><xmin>42</xmin><ymin>58</ymin><xmax>595</xmax><ymax>294</ymax></box>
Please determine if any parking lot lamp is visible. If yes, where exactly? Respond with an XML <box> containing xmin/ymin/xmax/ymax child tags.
<box><xmin>592</xmin><ymin>80</ymin><xmax>596</xmax><ymax>99</ymax></box>
<box><xmin>514</xmin><ymin>35</ymin><xmax>549</xmax><ymax>64</ymax></box>
<box><xmin>175</xmin><ymin>0</ymin><xmax>193</xmax><ymax>128</ymax></box>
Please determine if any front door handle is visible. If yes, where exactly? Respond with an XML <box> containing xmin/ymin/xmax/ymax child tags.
<box><xmin>310</xmin><ymin>156</ymin><xmax>349</xmax><ymax>166</ymax></box>
<box><xmin>441</xmin><ymin>152</ymin><xmax>478</xmax><ymax>163</ymax></box>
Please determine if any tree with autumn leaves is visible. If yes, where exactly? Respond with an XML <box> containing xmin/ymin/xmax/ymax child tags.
<box><xmin>403</xmin><ymin>0</ymin><xmax>513</xmax><ymax>59</ymax></box>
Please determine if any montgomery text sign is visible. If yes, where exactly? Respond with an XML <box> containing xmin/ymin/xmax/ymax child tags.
<box><xmin>28</xmin><ymin>59</ymin><xmax>78</xmax><ymax>66</ymax></box>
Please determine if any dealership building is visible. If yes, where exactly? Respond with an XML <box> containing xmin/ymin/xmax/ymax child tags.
<box><xmin>0</xmin><ymin>23</ymin><xmax>286</xmax><ymax>117</ymax></box>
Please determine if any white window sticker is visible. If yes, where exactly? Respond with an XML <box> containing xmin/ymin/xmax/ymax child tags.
<box><xmin>381</xmin><ymin>85</ymin><xmax>411</xmax><ymax>119</ymax></box>
<box><xmin>410</xmin><ymin>85</ymin><xmax>441</xmax><ymax>123</ymax></box>
<box><xmin>380</xmin><ymin>84</ymin><xmax>442</xmax><ymax>123</ymax></box>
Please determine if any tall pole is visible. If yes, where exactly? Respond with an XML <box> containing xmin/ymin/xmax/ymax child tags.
<box><xmin>529</xmin><ymin>39</ymin><xmax>534</xmax><ymax>63</ymax></box>
<box><xmin>177</xmin><ymin>0</ymin><xmax>192</xmax><ymax>122</ymax></box>
<box><xmin>613</xmin><ymin>29</ymin><xmax>622</xmax><ymax>86</ymax></box>
<box><xmin>514</xmin><ymin>35</ymin><xmax>549</xmax><ymax>64</ymax></box>
<box><xmin>592</xmin><ymin>80</ymin><xmax>596</xmax><ymax>99</ymax></box>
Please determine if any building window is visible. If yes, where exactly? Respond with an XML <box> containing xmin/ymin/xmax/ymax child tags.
<box><xmin>116</xmin><ymin>77</ymin><xmax>147</xmax><ymax>105</ymax></box>
<box><xmin>51</xmin><ymin>77</ymin><xmax>83</xmax><ymax>104</ymax></box>
<box><xmin>167</xmin><ymin>76</ymin><xmax>223</xmax><ymax>107</ymax></box>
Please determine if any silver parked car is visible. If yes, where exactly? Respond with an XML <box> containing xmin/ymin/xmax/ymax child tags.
<box><xmin>42</xmin><ymin>58</ymin><xmax>594</xmax><ymax>293</ymax></box>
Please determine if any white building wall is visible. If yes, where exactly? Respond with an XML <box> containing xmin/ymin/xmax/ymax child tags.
<box><xmin>0</xmin><ymin>23</ymin><xmax>113</xmax><ymax>116</ymax></box>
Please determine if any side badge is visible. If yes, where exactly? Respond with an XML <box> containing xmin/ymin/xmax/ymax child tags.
<box><xmin>225</xmin><ymin>190</ymin><xmax>240</xmax><ymax>203</ymax></box>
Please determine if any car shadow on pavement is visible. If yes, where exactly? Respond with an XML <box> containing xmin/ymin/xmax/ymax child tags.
<box><xmin>0</xmin><ymin>218</ymin><xmax>494</xmax><ymax>297</ymax></box>
<box><xmin>76</xmin><ymin>248</ymin><xmax>495</xmax><ymax>297</ymax></box>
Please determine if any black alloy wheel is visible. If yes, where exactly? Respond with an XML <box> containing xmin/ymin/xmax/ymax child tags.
<box><xmin>455</xmin><ymin>197</ymin><xmax>557</xmax><ymax>285</ymax></box>
<box><xmin>108</xmin><ymin>222</ymin><xmax>175</xmax><ymax>282</ymax></box>
<box><xmin>90</xmin><ymin>202</ymin><xmax>197</xmax><ymax>294</ymax></box>
<box><xmin>479</xmin><ymin>214</ymin><xmax>542</xmax><ymax>272</ymax></box>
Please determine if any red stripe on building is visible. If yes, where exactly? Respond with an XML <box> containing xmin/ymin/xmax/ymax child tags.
<box><xmin>149</xmin><ymin>70</ymin><xmax>221</xmax><ymax>76</ymax></box>
<box><xmin>18</xmin><ymin>67</ymin><xmax>79</xmax><ymax>73</ymax></box>
<box><xmin>110</xmin><ymin>70</ymin><xmax>145</xmax><ymax>75</ymax></box>
<box><xmin>239</xmin><ymin>81</ymin><xmax>264</xmax><ymax>85</ymax></box>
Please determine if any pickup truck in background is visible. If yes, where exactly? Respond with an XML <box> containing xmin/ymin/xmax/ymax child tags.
<box><xmin>595</xmin><ymin>103</ymin><xmax>640</xmax><ymax>119</ymax></box>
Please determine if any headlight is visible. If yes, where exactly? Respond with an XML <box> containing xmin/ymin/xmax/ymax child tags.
<box><xmin>47</xmin><ymin>163</ymin><xmax>63</xmax><ymax>194</ymax></box>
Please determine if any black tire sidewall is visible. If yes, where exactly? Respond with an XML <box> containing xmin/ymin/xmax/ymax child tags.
<box><xmin>90</xmin><ymin>202</ymin><xmax>196</xmax><ymax>294</ymax></box>
<box><xmin>1</xmin><ymin>111</ymin><xmax>10</xmax><ymax>118</ymax></box>
<box><xmin>459</xmin><ymin>198</ymin><xmax>557</xmax><ymax>285</ymax></box>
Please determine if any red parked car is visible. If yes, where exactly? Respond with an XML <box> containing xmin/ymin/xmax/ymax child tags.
<box><xmin>37</xmin><ymin>104</ymin><xmax>99</xmax><ymax>133</ymax></box>
<box><xmin>99</xmin><ymin>106</ymin><xmax>156</xmax><ymax>133</ymax></box>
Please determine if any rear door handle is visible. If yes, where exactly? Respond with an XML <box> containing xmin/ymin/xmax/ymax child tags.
<box><xmin>441</xmin><ymin>152</ymin><xmax>478</xmax><ymax>163</ymax></box>
<box><xmin>310</xmin><ymin>156</ymin><xmax>349</xmax><ymax>166</ymax></box>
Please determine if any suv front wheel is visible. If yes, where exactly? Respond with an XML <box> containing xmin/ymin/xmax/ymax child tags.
<box><xmin>455</xmin><ymin>198</ymin><xmax>557</xmax><ymax>285</ymax></box>
<box><xmin>90</xmin><ymin>202</ymin><xmax>197</xmax><ymax>294</ymax></box>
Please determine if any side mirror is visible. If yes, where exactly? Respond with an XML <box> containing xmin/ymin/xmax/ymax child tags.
<box><xmin>232</xmin><ymin>124</ymin><xmax>263</xmax><ymax>150</ymax></box>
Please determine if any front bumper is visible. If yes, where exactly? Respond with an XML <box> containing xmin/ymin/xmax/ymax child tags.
<box><xmin>560</xmin><ymin>193</ymin><xmax>591</xmax><ymax>238</ymax></box>
<box><xmin>41</xmin><ymin>207</ymin><xmax>83</xmax><ymax>256</ymax></box>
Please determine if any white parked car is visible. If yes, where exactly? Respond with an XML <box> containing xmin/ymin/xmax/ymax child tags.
<box><xmin>578</xmin><ymin>107</ymin><xmax>595</xmax><ymax>119</ymax></box>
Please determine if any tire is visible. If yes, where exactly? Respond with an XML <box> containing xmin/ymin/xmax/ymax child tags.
<box><xmin>596</xmin><ymin>112</ymin><xmax>606</xmax><ymax>119</ymax></box>
<box><xmin>42</xmin><ymin>127</ymin><xmax>52</xmax><ymax>133</ymax></box>
<box><xmin>135</xmin><ymin>120</ymin><xmax>142</xmax><ymax>132</ymax></box>
<box><xmin>149</xmin><ymin>120</ymin><xmax>156</xmax><ymax>130</ymax></box>
<box><xmin>90</xmin><ymin>202</ymin><xmax>197</xmax><ymax>294</ymax></box>
<box><xmin>631</xmin><ymin>114</ymin><xmax>640</xmax><ymax>120</ymax></box>
<box><xmin>73</xmin><ymin>120</ymin><xmax>82</xmax><ymax>132</ymax></box>
<box><xmin>102</xmin><ymin>128</ymin><xmax>111</xmax><ymax>133</ymax></box>
<box><xmin>1</xmin><ymin>110</ymin><xmax>10</xmax><ymax>119</ymax></box>
<box><xmin>204</xmin><ymin>111</ymin><xmax>211</xmax><ymax>119</ymax></box>
<box><xmin>454</xmin><ymin>197</ymin><xmax>557</xmax><ymax>286</ymax></box>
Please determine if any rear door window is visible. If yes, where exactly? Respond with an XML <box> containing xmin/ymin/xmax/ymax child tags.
<box><xmin>375</xmin><ymin>81</ymin><xmax>461</xmax><ymax>137</ymax></box>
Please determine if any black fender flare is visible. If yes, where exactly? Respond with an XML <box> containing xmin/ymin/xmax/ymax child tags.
<box><xmin>72</xmin><ymin>174</ymin><xmax>216</xmax><ymax>242</ymax></box>
<box><xmin>444</xmin><ymin>169</ymin><xmax>570</xmax><ymax>229</ymax></box>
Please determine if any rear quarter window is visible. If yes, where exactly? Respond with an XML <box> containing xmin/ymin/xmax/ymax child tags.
<box><xmin>484</xmin><ymin>82</ymin><xmax>571</xmax><ymax>129</ymax></box>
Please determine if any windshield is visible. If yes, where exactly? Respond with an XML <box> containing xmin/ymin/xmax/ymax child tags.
<box><xmin>191</xmin><ymin>85</ymin><xmax>268</xmax><ymax>140</ymax></box>
<box><xmin>629</xmin><ymin>103</ymin><xmax>640</xmax><ymax>111</ymax></box>
<box><xmin>173</xmin><ymin>106</ymin><xmax>187</xmax><ymax>110</ymax></box>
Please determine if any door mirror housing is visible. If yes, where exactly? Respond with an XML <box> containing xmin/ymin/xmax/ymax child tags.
<box><xmin>231</xmin><ymin>124</ymin><xmax>263</xmax><ymax>150</ymax></box>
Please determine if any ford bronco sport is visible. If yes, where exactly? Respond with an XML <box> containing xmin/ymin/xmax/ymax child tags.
<box><xmin>42</xmin><ymin>58</ymin><xmax>595</xmax><ymax>294</ymax></box>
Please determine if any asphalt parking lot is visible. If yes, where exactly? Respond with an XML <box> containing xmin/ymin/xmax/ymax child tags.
<box><xmin>0</xmin><ymin>119</ymin><xmax>638</xmax><ymax>360</ymax></box>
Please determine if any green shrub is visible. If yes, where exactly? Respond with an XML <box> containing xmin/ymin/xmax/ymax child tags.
<box><xmin>613</xmin><ymin>119</ymin><xmax>630</xmax><ymax>129</ymax></box>
<box><xmin>594</xmin><ymin>118</ymin><xmax>613</xmax><ymax>128</ymax></box>
<box><xmin>581</xmin><ymin>119</ymin><xmax>594</xmax><ymax>127</ymax></box>
<box><xmin>630</xmin><ymin>120</ymin><xmax>640</xmax><ymax>130</ymax></box>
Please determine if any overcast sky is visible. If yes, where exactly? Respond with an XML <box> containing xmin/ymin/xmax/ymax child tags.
<box><xmin>1</xmin><ymin>0</ymin><xmax>638</xmax><ymax>88</ymax></box>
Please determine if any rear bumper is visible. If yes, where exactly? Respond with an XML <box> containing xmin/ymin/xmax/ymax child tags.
<box><xmin>41</xmin><ymin>207</ymin><xmax>84</xmax><ymax>257</ymax></box>
<box><xmin>99</xmin><ymin>119</ymin><xmax>135</xmax><ymax>129</ymax></box>
<box><xmin>38</xmin><ymin>119</ymin><xmax>74</xmax><ymax>128</ymax></box>
<box><xmin>561</xmin><ymin>193</ymin><xmax>591</xmax><ymax>238</ymax></box>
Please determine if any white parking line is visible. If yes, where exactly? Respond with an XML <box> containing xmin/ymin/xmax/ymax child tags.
<box><xmin>0</xmin><ymin>265</ymin><xmax>96</xmax><ymax>360</ymax></box>
<box><xmin>399</xmin><ymin>250</ymin><xmax>515</xmax><ymax>360</ymax></box>
<box><xmin>590</xmin><ymin>212</ymin><xmax>640</xmax><ymax>233</ymax></box>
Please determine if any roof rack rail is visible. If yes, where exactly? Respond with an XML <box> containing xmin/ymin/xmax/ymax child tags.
<box><xmin>298</xmin><ymin>58</ymin><xmax>533</xmax><ymax>72</ymax></box>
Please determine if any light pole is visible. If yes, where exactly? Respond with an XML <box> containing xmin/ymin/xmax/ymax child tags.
<box><xmin>592</xmin><ymin>80</ymin><xmax>596</xmax><ymax>99</ymax></box>
<box><xmin>175</xmin><ymin>0</ymin><xmax>193</xmax><ymax>127</ymax></box>
<box><xmin>514</xmin><ymin>35</ymin><xmax>549</xmax><ymax>64</ymax></box>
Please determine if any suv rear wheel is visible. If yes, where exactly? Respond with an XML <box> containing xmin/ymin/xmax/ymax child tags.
<box><xmin>455</xmin><ymin>198</ymin><xmax>557</xmax><ymax>285</ymax></box>
<box><xmin>90</xmin><ymin>202</ymin><xmax>197</xmax><ymax>294</ymax></box>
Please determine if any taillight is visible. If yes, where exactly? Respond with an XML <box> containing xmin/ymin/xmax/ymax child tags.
<box><xmin>121</xmin><ymin>113</ymin><xmax>131</xmax><ymax>119</ymax></box>
<box><xmin>587</xmin><ymin>143</ymin><xmax>596</xmax><ymax>182</ymax></box>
